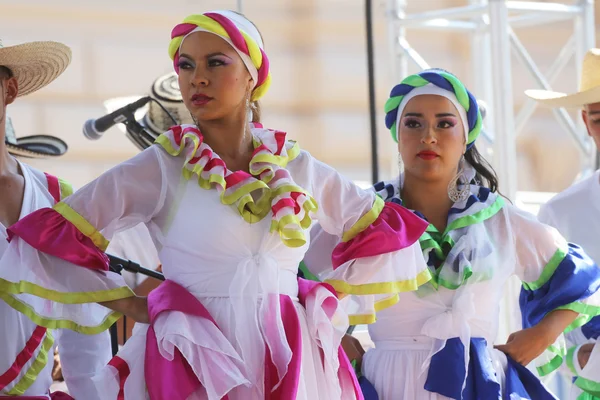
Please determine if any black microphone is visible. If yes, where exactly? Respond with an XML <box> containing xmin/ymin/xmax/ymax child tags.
<box><xmin>83</xmin><ymin>96</ymin><xmax>152</xmax><ymax>140</ymax></box>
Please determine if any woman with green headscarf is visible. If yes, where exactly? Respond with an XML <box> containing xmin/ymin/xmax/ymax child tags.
<box><xmin>304</xmin><ymin>69</ymin><xmax>600</xmax><ymax>399</ymax></box>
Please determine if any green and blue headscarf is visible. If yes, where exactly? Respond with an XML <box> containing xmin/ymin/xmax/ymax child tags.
<box><xmin>384</xmin><ymin>69</ymin><xmax>482</xmax><ymax>149</ymax></box>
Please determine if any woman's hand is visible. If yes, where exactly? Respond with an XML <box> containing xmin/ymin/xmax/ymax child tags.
<box><xmin>494</xmin><ymin>325</ymin><xmax>553</xmax><ymax>366</ymax></box>
<box><xmin>578</xmin><ymin>343</ymin><xmax>595</xmax><ymax>369</ymax></box>
<box><xmin>495</xmin><ymin>309</ymin><xmax>579</xmax><ymax>366</ymax></box>
<box><xmin>341</xmin><ymin>334</ymin><xmax>365</xmax><ymax>369</ymax></box>
<box><xmin>100</xmin><ymin>296</ymin><xmax>149</xmax><ymax>324</ymax></box>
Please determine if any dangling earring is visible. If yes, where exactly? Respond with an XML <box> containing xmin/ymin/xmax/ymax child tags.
<box><xmin>246</xmin><ymin>94</ymin><xmax>253</xmax><ymax>123</ymax></box>
<box><xmin>397</xmin><ymin>153</ymin><xmax>403</xmax><ymax>172</ymax></box>
<box><xmin>447</xmin><ymin>155</ymin><xmax>471</xmax><ymax>203</ymax></box>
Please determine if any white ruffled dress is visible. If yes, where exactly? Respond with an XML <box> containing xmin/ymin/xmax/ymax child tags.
<box><xmin>0</xmin><ymin>124</ymin><xmax>430</xmax><ymax>399</ymax></box>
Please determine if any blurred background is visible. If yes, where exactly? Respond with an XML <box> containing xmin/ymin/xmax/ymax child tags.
<box><xmin>2</xmin><ymin>0</ymin><xmax>597</xmax><ymax>192</ymax></box>
<box><xmin>2</xmin><ymin>0</ymin><xmax>598</xmax><ymax>397</ymax></box>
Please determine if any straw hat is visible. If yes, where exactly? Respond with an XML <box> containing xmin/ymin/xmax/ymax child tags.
<box><xmin>103</xmin><ymin>72</ymin><xmax>193</xmax><ymax>150</ymax></box>
<box><xmin>0</xmin><ymin>38</ymin><xmax>71</xmax><ymax>97</ymax></box>
<box><xmin>525</xmin><ymin>48</ymin><xmax>600</xmax><ymax>108</ymax></box>
<box><xmin>1</xmin><ymin>39</ymin><xmax>71</xmax><ymax>157</ymax></box>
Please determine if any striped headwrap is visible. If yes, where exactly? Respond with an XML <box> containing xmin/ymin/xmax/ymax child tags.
<box><xmin>168</xmin><ymin>11</ymin><xmax>271</xmax><ymax>101</ymax></box>
<box><xmin>384</xmin><ymin>70</ymin><xmax>482</xmax><ymax>148</ymax></box>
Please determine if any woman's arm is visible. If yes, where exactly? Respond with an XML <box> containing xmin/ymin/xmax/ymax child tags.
<box><xmin>495</xmin><ymin>309</ymin><xmax>578</xmax><ymax>365</ymax></box>
<box><xmin>341</xmin><ymin>334</ymin><xmax>366</xmax><ymax>369</ymax></box>
<box><xmin>100</xmin><ymin>296</ymin><xmax>149</xmax><ymax>324</ymax></box>
<box><xmin>507</xmin><ymin>205</ymin><xmax>600</xmax><ymax>371</ymax></box>
<box><xmin>578</xmin><ymin>343</ymin><xmax>595</xmax><ymax>368</ymax></box>
<box><xmin>0</xmin><ymin>146</ymin><xmax>176</xmax><ymax>333</ymax></box>
<box><xmin>294</xmin><ymin>150</ymin><xmax>429</xmax><ymax>325</ymax></box>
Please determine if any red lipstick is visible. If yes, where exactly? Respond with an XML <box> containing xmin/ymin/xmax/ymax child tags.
<box><xmin>417</xmin><ymin>151</ymin><xmax>439</xmax><ymax>160</ymax></box>
<box><xmin>191</xmin><ymin>93</ymin><xmax>213</xmax><ymax>106</ymax></box>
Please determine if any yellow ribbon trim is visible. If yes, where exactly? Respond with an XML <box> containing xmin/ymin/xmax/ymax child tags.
<box><xmin>8</xmin><ymin>330</ymin><xmax>54</xmax><ymax>395</ymax></box>
<box><xmin>270</xmin><ymin>200</ymin><xmax>319</xmax><ymax>247</ymax></box>
<box><xmin>327</xmin><ymin>268</ymin><xmax>432</xmax><ymax>296</ymax></box>
<box><xmin>348</xmin><ymin>293</ymin><xmax>400</xmax><ymax>325</ymax></box>
<box><xmin>58</xmin><ymin>177</ymin><xmax>74</xmax><ymax>199</ymax></box>
<box><xmin>0</xmin><ymin>277</ymin><xmax>134</xmax><ymax>304</ymax></box>
<box><xmin>341</xmin><ymin>196</ymin><xmax>385</xmax><ymax>243</ymax></box>
<box><xmin>0</xmin><ymin>291</ymin><xmax>124</xmax><ymax>336</ymax></box>
<box><xmin>250</xmin><ymin>141</ymin><xmax>300</xmax><ymax>172</ymax></box>
<box><xmin>53</xmin><ymin>202</ymin><xmax>109</xmax><ymax>252</ymax></box>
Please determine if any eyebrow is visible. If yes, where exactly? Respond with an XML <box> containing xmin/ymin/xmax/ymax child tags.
<box><xmin>403</xmin><ymin>112</ymin><xmax>457</xmax><ymax>118</ymax></box>
<box><xmin>588</xmin><ymin>110</ymin><xmax>600</xmax><ymax>116</ymax></box>
<box><xmin>179</xmin><ymin>52</ymin><xmax>231</xmax><ymax>59</ymax></box>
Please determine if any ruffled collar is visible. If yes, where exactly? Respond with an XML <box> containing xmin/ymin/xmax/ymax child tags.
<box><xmin>155</xmin><ymin>123</ymin><xmax>318</xmax><ymax>248</ymax></box>
<box><xmin>374</xmin><ymin>171</ymin><xmax>504</xmax><ymax>290</ymax></box>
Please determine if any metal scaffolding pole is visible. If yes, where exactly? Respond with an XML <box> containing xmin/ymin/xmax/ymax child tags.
<box><xmin>489</xmin><ymin>0</ymin><xmax>517</xmax><ymax>201</ymax></box>
<box><xmin>386</xmin><ymin>0</ymin><xmax>597</xmax><ymax>199</ymax></box>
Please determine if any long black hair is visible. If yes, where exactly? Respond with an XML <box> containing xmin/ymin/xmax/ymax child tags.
<box><xmin>465</xmin><ymin>144</ymin><xmax>499</xmax><ymax>193</ymax></box>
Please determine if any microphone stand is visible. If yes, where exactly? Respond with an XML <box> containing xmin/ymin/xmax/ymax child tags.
<box><xmin>124</xmin><ymin>119</ymin><xmax>156</xmax><ymax>150</ymax></box>
<box><xmin>107</xmin><ymin>253</ymin><xmax>165</xmax><ymax>356</ymax></box>
<box><xmin>108</xmin><ymin>254</ymin><xmax>165</xmax><ymax>281</ymax></box>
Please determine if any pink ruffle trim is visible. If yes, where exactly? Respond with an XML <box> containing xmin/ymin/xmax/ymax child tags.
<box><xmin>332</xmin><ymin>201</ymin><xmax>428</xmax><ymax>269</ymax></box>
<box><xmin>7</xmin><ymin>208</ymin><xmax>109</xmax><ymax>271</ymax></box>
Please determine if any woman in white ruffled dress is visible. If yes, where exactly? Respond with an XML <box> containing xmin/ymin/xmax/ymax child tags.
<box><xmin>0</xmin><ymin>11</ymin><xmax>432</xmax><ymax>400</ymax></box>
<box><xmin>304</xmin><ymin>69</ymin><xmax>600</xmax><ymax>400</ymax></box>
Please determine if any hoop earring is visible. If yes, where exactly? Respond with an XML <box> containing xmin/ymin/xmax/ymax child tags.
<box><xmin>447</xmin><ymin>155</ymin><xmax>471</xmax><ymax>203</ymax></box>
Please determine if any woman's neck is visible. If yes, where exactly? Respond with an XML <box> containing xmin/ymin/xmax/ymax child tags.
<box><xmin>198</xmin><ymin>114</ymin><xmax>253</xmax><ymax>172</ymax></box>
<box><xmin>0</xmin><ymin>139</ymin><xmax>19</xmax><ymax>177</ymax></box>
<box><xmin>401</xmin><ymin>174</ymin><xmax>454</xmax><ymax>232</ymax></box>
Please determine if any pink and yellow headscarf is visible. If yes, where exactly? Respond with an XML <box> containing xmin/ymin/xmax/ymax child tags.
<box><xmin>168</xmin><ymin>10</ymin><xmax>271</xmax><ymax>101</ymax></box>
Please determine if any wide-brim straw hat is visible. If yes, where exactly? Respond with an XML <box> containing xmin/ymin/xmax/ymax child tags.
<box><xmin>0</xmin><ymin>39</ymin><xmax>71</xmax><ymax>97</ymax></box>
<box><xmin>1</xmin><ymin>39</ymin><xmax>71</xmax><ymax>157</ymax></box>
<box><xmin>525</xmin><ymin>48</ymin><xmax>600</xmax><ymax>108</ymax></box>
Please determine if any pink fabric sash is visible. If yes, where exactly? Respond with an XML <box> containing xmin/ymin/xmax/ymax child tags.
<box><xmin>0</xmin><ymin>326</ymin><xmax>47</xmax><ymax>390</ymax></box>
<box><xmin>107</xmin><ymin>356</ymin><xmax>130</xmax><ymax>400</ymax></box>
<box><xmin>44</xmin><ymin>173</ymin><xmax>61</xmax><ymax>204</ymax></box>
<box><xmin>332</xmin><ymin>201</ymin><xmax>428</xmax><ymax>269</ymax></box>
<box><xmin>264</xmin><ymin>296</ymin><xmax>301</xmax><ymax>399</ymax></box>
<box><xmin>145</xmin><ymin>280</ymin><xmax>224</xmax><ymax>400</ymax></box>
<box><xmin>144</xmin><ymin>279</ymin><xmax>362</xmax><ymax>400</ymax></box>
<box><xmin>297</xmin><ymin>278</ymin><xmax>364</xmax><ymax>400</ymax></box>
<box><xmin>7</xmin><ymin>209</ymin><xmax>109</xmax><ymax>272</ymax></box>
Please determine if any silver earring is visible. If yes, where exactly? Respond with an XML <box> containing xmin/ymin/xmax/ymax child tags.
<box><xmin>398</xmin><ymin>153</ymin><xmax>403</xmax><ymax>172</ymax></box>
<box><xmin>447</xmin><ymin>156</ymin><xmax>470</xmax><ymax>203</ymax></box>
<box><xmin>246</xmin><ymin>95</ymin><xmax>253</xmax><ymax>122</ymax></box>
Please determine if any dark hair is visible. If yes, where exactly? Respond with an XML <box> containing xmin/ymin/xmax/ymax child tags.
<box><xmin>464</xmin><ymin>144</ymin><xmax>499</xmax><ymax>193</ymax></box>
<box><xmin>0</xmin><ymin>66</ymin><xmax>13</xmax><ymax>78</ymax></box>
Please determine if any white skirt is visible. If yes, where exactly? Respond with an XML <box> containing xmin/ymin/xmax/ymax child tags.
<box><xmin>92</xmin><ymin>298</ymin><xmax>354</xmax><ymax>400</ymax></box>
<box><xmin>362</xmin><ymin>338</ymin><xmax>508</xmax><ymax>400</ymax></box>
